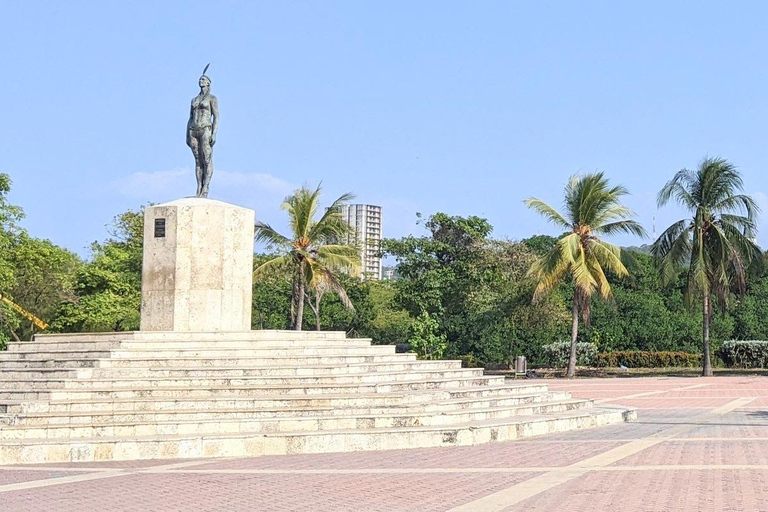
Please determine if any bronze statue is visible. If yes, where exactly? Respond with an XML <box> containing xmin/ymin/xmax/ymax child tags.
<box><xmin>187</xmin><ymin>64</ymin><xmax>219</xmax><ymax>198</ymax></box>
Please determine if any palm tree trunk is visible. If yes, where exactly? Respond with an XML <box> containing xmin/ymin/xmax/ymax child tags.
<box><xmin>314</xmin><ymin>293</ymin><xmax>321</xmax><ymax>331</ymax></box>
<box><xmin>702</xmin><ymin>294</ymin><xmax>713</xmax><ymax>377</ymax></box>
<box><xmin>567</xmin><ymin>300</ymin><xmax>578</xmax><ymax>378</ymax></box>
<box><xmin>293</xmin><ymin>267</ymin><xmax>306</xmax><ymax>331</ymax></box>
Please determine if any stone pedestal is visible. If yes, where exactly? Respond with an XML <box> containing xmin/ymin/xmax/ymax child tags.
<box><xmin>140</xmin><ymin>197</ymin><xmax>255</xmax><ymax>331</ymax></box>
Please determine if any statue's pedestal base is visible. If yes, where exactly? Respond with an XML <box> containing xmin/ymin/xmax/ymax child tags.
<box><xmin>139</xmin><ymin>197</ymin><xmax>255</xmax><ymax>331</ymax></box>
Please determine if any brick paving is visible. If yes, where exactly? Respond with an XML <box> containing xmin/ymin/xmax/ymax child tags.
<box><xmin>1</xmin><ymin>375</ymin><xmax>767</xmax><ymax>511</ymax></box>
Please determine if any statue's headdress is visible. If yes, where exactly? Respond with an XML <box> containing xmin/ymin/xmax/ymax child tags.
<box><xmin>200</xmin><ymin>63</ymin><xmax>211</xmax><ymax>84</ymax></box>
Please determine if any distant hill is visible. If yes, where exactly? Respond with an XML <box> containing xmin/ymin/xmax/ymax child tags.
<box><xmin>622</xmin><ymin>244</ymin><xmax>653</xmax><ymax>254</ymax></box>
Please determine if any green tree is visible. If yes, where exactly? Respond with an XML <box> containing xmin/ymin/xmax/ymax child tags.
<box><xmin>254</xmin><ymin>185</ymin><xmax>360</xmax><ymax>330</ymax></box>
<box><xmin>521</xmin><ymin>234</ymin><xmax>558</xmax><ymax>257</ymax></box>
<box><xmin>525</xmin><ymin>173</ymin><xmax>647</xmax><ymax>377</ymax></box>
<box><xmin>314</xmin><ymin>274</ymin><xmax>375</xmax><ymax>336</ymax></box>
<box><xmin>364</xmin><ymin>280</ymin><xmax>412</xmax><ymax>345</ymax></box>
<box><xmin>0</xmin><ymin>174</ymin><xmax>73</xmax><ymax>344</ymax></box>
<box><xmin>0</xmin><ymin>174</ymin><xmax>24</xmax><ymax>291</ymax></box>
<box><xmin>50</xmin><ymin>209</ymin><xmax>144</xmax><ymax>332</ymax></box>
<box><xmin>6</xmin><ymin>234</ymin><xmax>81</xmax><ymax>340</ymax></box>
<box><xmin>385</xmin><ymin>213</ymin><xmax>566</xmax><ymax>366</ymax></box>
<box><xmin>652</xmin><ymin>157</ymin><xmax>761</xmax><ymax>376</ymax></box>
<box><xmin>251</xmin><ymin>254</ymin><xmax>293</xmax><ymax>329</ymax></box>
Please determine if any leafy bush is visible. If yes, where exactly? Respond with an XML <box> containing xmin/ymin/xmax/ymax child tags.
<box><xmin>720</xmin><ymin>341</ymin><xmax>768</xmax><ymax>368</ymax></box>
<box><xmin>542</xmin><ymin>342</ymin><xmax>597</xmax><ymax>368</ymax></box>
<box><xmin>595</xmin><ymin>351</ymin><xmax>701</xmax><ymax>368</ymax></box>
<box><xmin>408</xmin><ymin>312</ymin><xmax>447</xmax><ymax>360</ymax></box>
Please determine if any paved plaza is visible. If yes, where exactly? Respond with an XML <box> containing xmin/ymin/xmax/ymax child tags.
<box><xmin>0</xmin><ymin>375</ymin><xmax>766</xmax><ymax>511</ymax></box>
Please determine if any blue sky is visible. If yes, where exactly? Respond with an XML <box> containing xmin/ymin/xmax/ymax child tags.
<box><xmin>5</xmin><ymin>1</ymin><xmax>768</xmax><ymax>256</ymax></box>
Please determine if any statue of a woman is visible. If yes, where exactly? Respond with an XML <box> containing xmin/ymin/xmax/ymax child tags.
<box><xmin>186</xmin><ymin>64</ymin><xmax>219</xmax><ymax>198</ymax></box>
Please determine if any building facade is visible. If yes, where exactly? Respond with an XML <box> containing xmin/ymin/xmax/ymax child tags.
<box><xmin>338</xmin><ymin>204</ymin><xmax>383</xmax><ymax>280</ymax></box>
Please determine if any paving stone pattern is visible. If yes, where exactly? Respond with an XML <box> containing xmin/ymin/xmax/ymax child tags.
<box><xmin>1</xmin><ymin>376</ymin><xmax>767</xmax><ymax>511</ymax></box>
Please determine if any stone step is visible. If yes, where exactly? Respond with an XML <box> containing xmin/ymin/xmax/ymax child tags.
<box><xmin>1</xmin><ymin>391</ymin><xmax>572</xmax><ymax>426</ymax></box>
<box><xmin>0</xmin><ymin>376</ymin><xmax>509</xmax><ymax>400</ymax></box>
<box><xmin>0</xmin><ymin>360</ymin><xmax>462</xmax><ymax>380</ymax></box>
<box><xmin>4</xmin><ymin>384</ymin><xmax>552</xmax><ymax>413</ymax></box>
<box><xmin>7</xmin><ymin>339</ymin><xmax>375</xmax><ymax>352</ymax></box>
<box><xmin>0</xmin><ymin>354</ymin><xmax>418</xmax><ymax>369</ymax></box>
<box><xmin>0</xmin><ymin>407</ymin><xmax>635</xmax><ymax>464</ymax></box>
<box><xmin>0</xmin><ymin>359</ymin><xmax>101</xmax><ymax>369</ymax></box>
<box><xmin>0</xmin><ymin>368</ymin><xmax>81</xmax><ymax>380</ymax></box>
<box><xmin>0</xmin><ymin>346</ymin><xmax>397</xmax><ymax>360</ymax></box>
<box><xmin>0</xmin><ymin>350</ymin><xmax>114</xmax><ymax>361</ymax></box>
<box><xmin>3</xmin><ymin>390</ymin><xmax>570</xmax><ymax>422</ymax></box>
<box><xmin>0</xmin><ymin>399</ymin><xmax>594</xmax><ymax>439</ymax></box>
<box><xmin>33</xmin><ymin>330</ymin><xmax>350</xmax><ymax>343</ymax></box>
<box><xmin>1</xmin><ymin>331</ymin><xmax>635</xmax><ymax>465</ymax></box>
<box><xmin>99</xmin><ymin>354</ymin><xmax>418</xmax><ymax>368</ymax></box>
<box><xmin>108</xmin><ymin>346</ymin><xmax>395</xmax><ymax>358</ymax></box>
<box><xmin>0</xmin><ymin>368</ymin><xmax>486</xmax><ymax>390</ymax></box>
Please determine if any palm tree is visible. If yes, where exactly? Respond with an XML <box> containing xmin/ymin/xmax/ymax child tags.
<box><xmin>652</xmin><ymin>158</ymin><xmax>760</xmax><ymax>376</ymax></box>
<box><xmin>305</xmin><ymin>270</ymin><xmax>355</xmax><ymax>331</ymax></box>
<box><xmin>254</xmin><ymin>185</ymin><xmax>361</xmax><ymax>330</ymax></box>
<box><xmin>525</xmin><ymin>173</ymin><xmax>646</xmax><ymax>378</ymax></box>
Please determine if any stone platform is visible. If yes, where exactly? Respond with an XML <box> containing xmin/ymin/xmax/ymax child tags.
<box><xmin>0</xmin><ymin>331</ymin><xmax>635</xmax><ymax>464</ymax></box>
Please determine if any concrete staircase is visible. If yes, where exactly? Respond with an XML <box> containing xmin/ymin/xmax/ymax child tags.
<box><xmin>0</xmin><ymin>331</ymin><xmax>635</xmax><ymax>464</ymax></box>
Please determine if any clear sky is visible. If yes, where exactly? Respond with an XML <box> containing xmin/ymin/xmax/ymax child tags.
<box><xmin>5</xmin><ymin>1</ymin><xmax>768</xmax><ymax>256</ymax></box>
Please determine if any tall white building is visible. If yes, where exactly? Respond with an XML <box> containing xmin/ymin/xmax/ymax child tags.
<box><xmin>338</xmin><ymin>204</ymin><xmax>383</xmax><ymax>280</ymax></box>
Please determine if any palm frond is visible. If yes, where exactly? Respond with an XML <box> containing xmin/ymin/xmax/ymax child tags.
<box><xmin>307</xmin><ymin>267</ymin><xmax>355</xmax><ymax>311</ymax></box>
<box><xmin>527</xmin><ymin>233</ymin><xmax>577</xmax><ymax>301</ymax></box>
<box><xmin>253</xmin><ymin>254</ymin><xmax>292</xmax><ymax>278</ymax></box>
<box><xmin>316</xmin><ymin>244</ymin><xmax>362</xmax><ymax>274</ymax></box>
<box><xmin>585</xmin><ymin>252</ymin><xmax>612</xmax><ymax>300</ymax></box>
<box><xmin>308</xmin><ymin>191</ymin><xmax>356</xmax><ymax>242</ymax></box>
<box><xmin>282</xmin><ymin>185</ymin><xmax>323</xmax><ymax>241</ymax></box>
<box><xmin>523</xmin><ymin>198</ymin><xmax>571</xmax><ymax>229</ymax></box>
<box><xmin>595</xmin><ymin>220</ymin><xmax>647</xmax><ymax>238</ymax></box>
<box><xmin>254</xmin><ymin>222</ymin><xmax>291</xmax><ymax>249</ymax></box>
<box><xmin>657</xmin><ymin>169</ymin><xmax>698</xmax><ymax>209</ymax></box>
<box><xmin>589</xmin><ymin>239</ymin><xmax>629</xmax><ymax>277</ymax></box>
<box><xmin>569</xmin><ymin>237</ymin><xmax>598</xmax><ymax>297</ymax></box>
<box><xmin>713</xmin><ymin>194</ymin><xmax>760</xmax><ymax>221</ymax></box>
<box><xmin>651</xmin><ymin>219</ymin><xmax>691</xmax><ymax>284</ymax></box>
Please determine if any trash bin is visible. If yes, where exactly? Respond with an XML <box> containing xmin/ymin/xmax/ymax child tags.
<box><xmin>514</xmin><ymin>356</ymin><xmax>527</xmax><ymax>377</ymax></box>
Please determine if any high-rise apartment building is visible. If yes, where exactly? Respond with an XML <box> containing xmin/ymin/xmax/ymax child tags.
<box><xmin>338</xmin><ymin>204</ymin><xmax>383</xmax><ymax>280</ymax></box>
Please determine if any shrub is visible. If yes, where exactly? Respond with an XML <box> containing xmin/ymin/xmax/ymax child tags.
<box><xmin>720</xmin><ymin>341</ymin><xmax>768</xmax><ymax>368</ymax></box>
<box><xmin>542</xmin><ymin>342</ymin><xmax>597</xmax><ymax>368</ymax></box>
<box><xmin>408</xmin><ymin>312</ymin><xmax>447</xmax><ymax>360</ymax></box>
<box><xmin>595</xmin><ymin>351</ymin><xmax>701</xmax><ymax>368</ymax></box>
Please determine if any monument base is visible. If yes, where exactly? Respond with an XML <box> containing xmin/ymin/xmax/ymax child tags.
<box><xmin>140</xmin><ymin>198</ymin><xmax>255</xmax><ymax>332</ymax></box>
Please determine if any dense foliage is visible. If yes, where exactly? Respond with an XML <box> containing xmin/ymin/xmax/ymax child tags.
<box><xmin>542</xmin><ymin>342</ymin><xmax>597</xmax><ymax>368</ymax></box>
<box><xmin>5</xmin><ymin>167</ymin><xmax>768</xmax><ymax>374</ymax></box>
<box><xmin>595</xmin><ymin>351</ymin><xmax>702</xmax><ymax>368</ymax></box>
<box><xmin>49</xmin><ymin>209</ymin><xmax>143</xmax><ymax>332</ymax></box>
<box><xmin>720</xmin><ymin>341</ymin><xmax>768</xmax><ymax>368</ymax></box>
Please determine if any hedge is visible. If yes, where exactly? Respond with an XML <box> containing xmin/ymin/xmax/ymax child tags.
<box><xmin>595</xmin><ymin>351</ymin><xmax>701</xmax><ymax>368</ymax></box>
<box><xmin>720</xmin><ymin>340</ymin><xmax>768</xmax><ymax>368</ymax></box>
<box><xmin>542</xmin><ymin>342</ymin><xmax>597</xmax><ymax>368</ymax></box>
